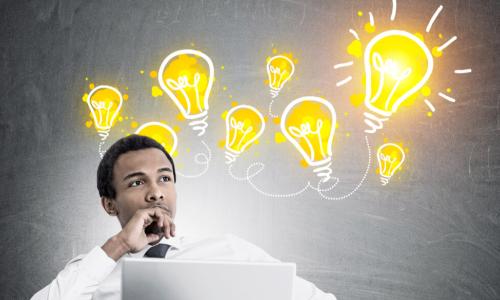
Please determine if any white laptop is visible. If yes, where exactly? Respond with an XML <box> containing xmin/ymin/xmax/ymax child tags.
<box><xmin>122</xmin><ymin>258</ymin><xmax>295</xmax><ymax>300</ymax></box>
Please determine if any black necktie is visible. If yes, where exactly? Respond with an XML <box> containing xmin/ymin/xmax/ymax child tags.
<box><xmin>144</xmin><ymin>244</ymin><xmax>170</xmax><ymax>258</ymax></box>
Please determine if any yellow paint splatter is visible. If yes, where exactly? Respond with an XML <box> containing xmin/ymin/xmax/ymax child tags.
<box><xmin>446</xmin><ymin>88</ymin><xmax>452</xmax><ymax>93</ymax></box>
<box><xmin>274</xmin><ymin>132</ymin><xmax>286</xmax><ymax>144</ymax></box>
<box><xmin>231</xmin><ymin>101</ymin><xmax>238</xmax><ymax>107</ymax></box>
<box><xmin>173</xmin><ymin>125</ymin><xmax>180</xmax><ymax>133</ymax></box>
<box><xmin>432</xmin><ymin>47</ymin><xmax>443</xmax><ymax>58</ymax></box>
<box><xmin>349</xmin><ymin>93</ymin><xmax>364</xmax><ymax>107</ymax></box>
<box><xmin>123</xmin><ymin>94</ymin><xmax>129</xmax><ymax>101</ymax></box>
<box><xmin>152</xmin><ymin>86</ymin><xmax>163</xmax><ymax>98</ymax></box>
<box><xmin>218</xmin><ymin>140</ymin><xmax>225</xmax><ymax>149</ymax></box>
<box><xmin>172</xmin><ymin>150</ymin><xmax>178</xmax><ymax>158</ymax></box>
<box><xmin>131</xmin><ymin>121</ymin><xmax>139</xmax><ymax>128</ymax></box>
<box><xmin>347</xmin><ymin>40</ymin><xmax>362</xmax><ymax>58</ymax></box>
<box><xmin>272</xmin><ymin>48</ymin><xmax>278</xmax><ymax>54</ymax></box>
<box><xmin>140</xmin><ymin>70</ymin><xmax>145</xmax><ymax>74</ymax></box>
<box><xmin>149</xmin><ymin>71</ymin><xmax>158</xmax><ymax>78</ymax></box>
<box><xmin>221</xmin><ymin>111</ymin><xmax>228</xmax><ymax>120</ymax></box>
<box><xmin>438</xmin><ymin>33</ymin><xmax>443</xmax><ymax>39</ymax></box>
<box><xmin>118</xmin><ymin>116</ymin><xmax>123</xmax><ymax>122</ymax></box>
<box><xmin>229</xmin><ymin>95</ymin><xmax>233</xmax><ymax>99</ymax></box>
<box><xmin>357</xmin><ymin>11</ymin><xmax>363</xmax><ymax>16</ymax></box>
<box><xmin>421</xmin><ymin>86</ymin><xmax>431</xmax><ymax>97</ymax></box>
<box><xmin>85</xmin><ymin>77</ymin><xmax>89</xmax><ymax>81</ymax></box>
<box><xmin>82</xmin><ymin>93</ymin><xmax>88</xmax><ymax>103</ymax></box>
<box><xmin>85</xmin><ymin>120</ymin><xmax>93</xmax><ymax>128</ymax></box>
<box><xmin>427</xmin><ymin>112</ymin><xmax>433</xmax><ymax>117</ymax></box>
<box><xmin>343</xmin><ymin>112</ymin><xmax>349</xmax><ymax>116</ymax></box>
<box><xmin>414</xmin><ymin>32</ymin><xmax>424</xmax><ymax>41</ymax></box>
<box><xmin>176</xmin><ymin>114</ymin><xmax>185</xmax><ymax>121</ymax></box>
<box><xmin>273</xmin><ymin>117</ymin><xmax>280</xmax><ymax>125</ymax></box>
<box><xmin>254</xmin><ymin>139</ymin><xmax>260</xmax><ymax>145</ymax></box>
<box><xmin>220</xmin><ymin>65</ymin><xmax>225</xmax><ymax>70</ymax></box>
<box><xmin>223</xmin><ymin>86</ymin><xmax>227</xmax><ymax>91</ymax></box>
<box><xmin>364</xmin><ymin>22</ymin><xmax>375</xmax><ymax>33</ymax></box>
<box><xmin>300</xmin><ymin>159</ymin><xmax>308</xmax><ymax>168</ymax></box>
<box><xmin>346</xmin><ymin>132</ymin><xmax>351</xmax><ymax>137</ymax></box>
<box><xmin>89</xmin><ymin>83</ymin><xmax>95</xmax><ymax>90</ymax></box>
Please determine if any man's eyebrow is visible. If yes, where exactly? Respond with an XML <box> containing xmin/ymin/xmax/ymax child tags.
<box><xmin>158</xmin><ymin>167</ymin><xmax>173</xmax><ymax>173</ymax></box>
<box><xmin>122</xmin><ymin>172</ymin><xmax>145</xmax><ymax>181</ymax></box>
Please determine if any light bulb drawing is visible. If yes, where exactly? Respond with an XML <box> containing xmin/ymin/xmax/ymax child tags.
<box><xmin>87</xmin><ymin>85</ymin><xmax>123</xmax><ymax>140</ymax></box>
<box><xmin>280</xmin><ymin>96</ymin><xmax>336</xmax><ymax>182</ymax></box>
<box><xmin>377</xmin><ymin>143</ymin><xmax>405</xmax><ymax>185</ymax></box>
<box><xmin>363</xmin><ymin>30</ymin><xmax>433</xmax><ymax>133</ymax></box>
<box><xmin>334</xmin><ymin>1</ymin><xmax>471</xmax><ymax>134</ymax></box>
<box><xmin>267</xmin><ymin>55</ymin><xmax>295</xmax><ymax>98</ymax></box>
<box><xmin>158</xmin><ymin>49</ymin><xmax>214</xmax><ymax>136</ymax></box>
<box><xmin>266</xmin><ymin>55</ymin><xmax>295</xmax><ymax>118</ymax></box>
<box><xmin>86</xmin><ymin>85</ymin><xmax>123</xmax><ymax>158</ymax></box>
<box><xmin>225</xmin><ymin>105</ymin><xmax>265</xmax><ymax>164</ymax></box>
<box><xmin>135</xmin><ymin>122</ymin><xmax>178</xmax><ymax>155</ymax></box>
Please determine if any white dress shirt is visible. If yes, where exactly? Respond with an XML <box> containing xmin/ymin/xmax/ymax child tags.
<box><xmin>31</xmin><ymin>234</ymin><xmax>336</xmax><ymax>300</ymax></box>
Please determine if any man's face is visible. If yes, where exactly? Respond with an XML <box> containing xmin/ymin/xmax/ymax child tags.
<box><xmin>108</xmin><ymin>148</ymin><xmax>177</xmax><ymax>228</ymax></box>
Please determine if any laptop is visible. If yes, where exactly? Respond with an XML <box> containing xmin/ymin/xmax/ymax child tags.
<box><xmin>122</xmin><ymin>258</ymin><xmax>296</xmax><ymax>300</ymax></box>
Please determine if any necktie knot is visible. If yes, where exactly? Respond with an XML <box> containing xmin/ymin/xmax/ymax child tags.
<box><xmin>144</xmin><ymin>243</ymin><xmax>170</xmax><ymax>258</ymax></box>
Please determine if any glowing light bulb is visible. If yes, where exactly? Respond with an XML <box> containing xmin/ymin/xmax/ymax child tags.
<box><xmin>158</xmin><ymin>49</ymin><xmax>214</xmax><ymax>136</ymax></box>
<box><xmin>363</xmin><ymin>30</ymin><xmax>433</xmax><ymax>133</ymax></box>
<box><xmin>267</xmin><ymin>55</ymin><xmax>295</xmax><ymax>98</ymax></box>
<box><xmin>225</xmin><ymin>105</ymin><xmax>265</xmax><ymax>164</ymax></box>
<box><xmin>281</xmin><ymin>96</ymin><xmax>336</xmax><ymax>182</ymax></box>
<box><xmin>377</xmin><ymin>143</ymin><xmax>405</xmax><ymax>185</ymax></box>
<box><xmin>87</xmin><ymin>85</ymin><xmax>123</xmax><ymax>140</ymax></box>
<box><xmin>135</xmin><ymin>122</ymin><xmax>178</xmax><ymax>155</ymax></box>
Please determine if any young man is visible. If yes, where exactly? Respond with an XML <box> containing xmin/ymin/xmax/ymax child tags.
<box><xmin>31</xmin><ymin>135</ymin><xmax>336</xmax><ymax>299</ymax></box>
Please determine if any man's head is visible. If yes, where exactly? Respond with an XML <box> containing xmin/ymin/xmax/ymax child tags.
<box><xmin>98</xmin><ymin>134</ymin><xmax>177</xmax><ymax>228</ymax></box>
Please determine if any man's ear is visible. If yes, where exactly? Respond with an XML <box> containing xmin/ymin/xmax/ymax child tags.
<box><xmin>101</xmin><ymin>197</ymin><xmax>118</xmax><ymax>216</ymax></box>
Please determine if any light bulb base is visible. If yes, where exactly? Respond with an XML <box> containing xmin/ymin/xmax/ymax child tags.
<box><xmin>364</xmin><ymin>112</ymin><xmax>389</xmax><ymax>134</ymax></box>
<box><xmin>312</xmin><ymin>160</ymin><xmax>333</xmax><ymax>183</ymax></box>
<box><xmin>225</xmin><ymin>150</ymin><xmax>239</xmax><ymax>165</ymax></box>
<box><xmin>269</xmin><ymin>88</ymin><xmax>280</xmax><ymax>99</ymax></box>
<box><xmin>380</xmin><ymin>176</ymin><xmax>390</xmax><ymax>185</ymax></box>
<box><xmin>97</xmin><ymin>129</ymin><xmax>110</xmax><ymax>141</ymax></box>
<box><xmin>188</xmin><ymin>115</ymin><xmax>209</xmax><ymax>136</ymax></box>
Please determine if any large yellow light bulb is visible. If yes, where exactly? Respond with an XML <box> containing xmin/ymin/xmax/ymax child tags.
<box><xmin>363</xmin><ymin>30</ymin><xmax>433</xmax><ymax>133</ymax></box>
<box><xmin>135</xmin><ymin>122</ymin><xmax>178</xmax><ymax>155</ymax></box>
<box><xmin>225</xmin><ymin>105</ymin><xmax>265</xmax><ymax>164</ymax></box>
<box><xmin>158</xmin><ymin>49</ymin><xmax>214</xmax><ymax>136</ymax></box>
<box><xmin>87</xmin><ymin>85</ymin><xmax>123</xmax><ymax>140</ymax></box>
<box><xmin>281</xmin><ymin>96</ymin><xmax>336</xmax><ymax>182</ymax></box>
<box><xmin>377</xmin><ymin>143</ymin><xmax>405</xmax><ymax>185</ymax></box>
<box><xmin>267</xmin><ymin>55</ymin><xmax>295</xmax><ymax>98</ymax></box>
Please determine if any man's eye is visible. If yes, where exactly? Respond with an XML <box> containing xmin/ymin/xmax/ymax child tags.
<box><xmin>160</xmin><ymin>176</ymin><xmax>171</xmax><ymax>182</ymax></box>
<box><xmin>130</xmin><ymin>180</ymin><xmax>143</xmax><ymax>187</ymax></box>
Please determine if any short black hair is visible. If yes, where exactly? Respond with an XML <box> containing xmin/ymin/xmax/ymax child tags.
<box><xmin>97</xmin><ymin>134</ymin><xmax>176</xmax><ymax>199</ymax></box>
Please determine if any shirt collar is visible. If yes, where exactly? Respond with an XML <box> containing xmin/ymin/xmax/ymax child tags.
<box><xmin>126</xmin><ymin>236</ymin><xmax>182</xmax><ymax>258</ymax></box>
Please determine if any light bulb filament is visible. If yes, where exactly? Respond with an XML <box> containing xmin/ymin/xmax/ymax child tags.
<box><xmin>91</xmin><ymin>100</ymin><xmax>114</xmax><ymax>128</ymax></box>
<box><xmin>379</xmin><ymin>153</ymin><xmax>398</xmax><ymax>176</ymax></box>
<box><xmin>269</xmin><ymin>65</ymin><xmax>288</xmax><ymax>90</ymax></box>
<box><xmin>371</xmin><ymin>52</ymin><xmax>413</xmax><ymax>111</ymax></box>
<box><xmin>166</xmin><ymin>73</ymin><xmax>202</xmax><ymax>114</ymax></box>
<box><xmin>288</xmin><ymin>119</ymin><xmax>325</xmax><ymax>161</ymax></box>
<box><xmin>228</xmin><ymin>117</ymin><xmax>254</xmax><ymax>151</ymax></box>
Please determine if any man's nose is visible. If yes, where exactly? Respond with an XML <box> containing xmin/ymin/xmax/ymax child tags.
<box><xmin>146</xmin><ymin>182</ymin><xmax>165</xmax><ymax>202</ymax></box>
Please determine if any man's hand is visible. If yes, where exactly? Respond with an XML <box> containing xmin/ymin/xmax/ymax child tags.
<box><xmin>101</xmin><ymin>205</ymin><xmax>175</xmax><ymax>261</ymax></box>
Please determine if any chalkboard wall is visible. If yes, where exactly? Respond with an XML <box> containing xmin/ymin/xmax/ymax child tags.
<box><xmin>1</xmin><ymin>0</ymin><xmax>499</xmax><ymax>299</ymax></box>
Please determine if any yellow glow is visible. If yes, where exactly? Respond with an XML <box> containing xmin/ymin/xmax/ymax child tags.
<box><xmin>225</xmin><ymin>105</ymin><xmax>265</xmax><ymax>155</ymax></box>
<box><xmin>364</xmin><ymin>30</ymin><xmax>433</xmax><ymax>117</ymax></box>
<box><xmin>421</xmin><ymin>86</ymin><xmax>431</xmax><ymax>97</ymax></box>
<box><xmin>87</xmin><ymin>85</ymin><xmax>123</xmax><ymax>133</ymax></box>
<box><xmin>135</xmin><ymin>122</ymin><xmax>178</xmax><ymax>154</ymax></box>
<box><xmin>158</xmin><ymin>49</ymin><xmax>214</xmax><ymax>119</ymax></box>
<box><xmin>364</xmin><ymin>22</ymin><xmax>376</xmax><ymax>33</ymax></box>
<box><xmin>377</xmin><ymin>143</ymin><xmax>405</xmax><ymax>185</ymax></box>
<box><xmin>281</xmin><ymin>96</ymin><xmax>336</xmax><ymax>167</ymax></box>
<box><xmin>266</xmin><ymin>55</ymin><xmax>295</xmax><ymax>96</ymax></box>
<box><xmin>151</xmin><ymin>86</ymin><xmax>163</xmax><ymax>97</ymax></box>
<box><xmin>274</xmin><ymin>132</ymin><xmax>286</xmax><ymax>144</ymax></box>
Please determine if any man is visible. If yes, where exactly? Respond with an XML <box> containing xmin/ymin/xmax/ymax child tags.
<box><xmin>31</xmin><ymin>135</ymin><xmax>336</xmax><ymax>299</ymax></box>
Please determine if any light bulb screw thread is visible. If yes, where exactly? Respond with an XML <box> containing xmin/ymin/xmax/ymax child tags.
<box><xmin>313</xmin><ymin>161</ymin><xmax>333</xmax><ymax>182</ymax></box>
<box><xmin>380</xmin><ymin>176</ymin><xmax>390</xmax><ymax>185</ymax></box>
<box><xmin>225</xmin><ymin>150</ymin><xmax>239</xmax><ymax>165</ymax></box>
<box><xmin>188</xmin><ymin>115</ymin><xmax>209</xmax><ymax>136</ymax></box>
<box><xmin>269</xmin><ymin>88</ymin><xmax>280</xmax><ymax>99</ymax></box>
<box><xmin>364</xmin><ymin>112</ymin><xmax>388</xmax><ymax>134</ymax></box>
